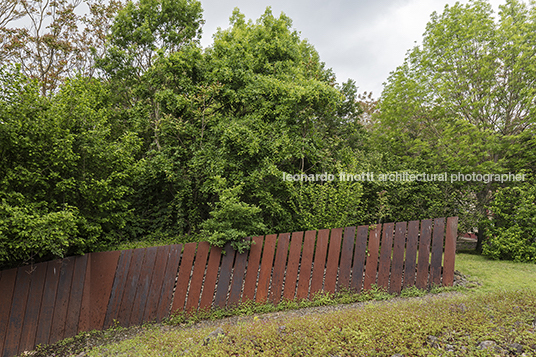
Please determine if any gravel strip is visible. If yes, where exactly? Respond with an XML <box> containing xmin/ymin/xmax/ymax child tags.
<box><xmin>167</xmin><ymin>291</ymin><xmax>464</xmax><ymax>333</ymax></box>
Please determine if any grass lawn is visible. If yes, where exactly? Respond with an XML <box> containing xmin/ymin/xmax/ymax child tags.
<box><xmin>455</xmin><ymin>251</ymin><xmax>536</xmax><ymax>292</ymax></box>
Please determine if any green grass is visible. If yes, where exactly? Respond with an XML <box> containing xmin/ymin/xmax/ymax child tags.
<box><xmin>456</xmin><ymin>251</ymin><xmax>536</xmax><ymax>292</ymax></box>
<box><xmin>85</xmin><ymin>290</ymin><xmax>536</xmax><ymax>356</ymax></box>
<box><xmin>100</xmin><ymin>234</ymin><xmax>202</xmax><ymax>252</ymax></box>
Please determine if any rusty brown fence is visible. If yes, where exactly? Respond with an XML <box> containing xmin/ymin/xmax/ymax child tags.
<box><xmin>0</xmin><ymin>217</ymin><xmax>457</xmax><ymax>357</ymax></box>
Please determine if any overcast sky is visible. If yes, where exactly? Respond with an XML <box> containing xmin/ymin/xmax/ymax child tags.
<box><xmin>198</xmin><ymin>0</ymin><xmax>506</xmax><ymax>98</ymax></box>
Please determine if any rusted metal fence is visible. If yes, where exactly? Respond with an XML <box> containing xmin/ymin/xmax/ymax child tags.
<box><xmin>0</xmin><ymin>217</ymin><xmax>457</xmax><ymax>357</ymax></box>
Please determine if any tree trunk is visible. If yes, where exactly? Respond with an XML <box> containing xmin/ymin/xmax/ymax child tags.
<box><xmin>476</xmin><ymin>222</ymin><xmax>485</xmax><ymax>253</ymax></box>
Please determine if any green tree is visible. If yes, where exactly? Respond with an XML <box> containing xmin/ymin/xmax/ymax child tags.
<box><xmin>201</xmin><ymin>8</ymin><xmax>364</xmax><ymax>232</ymax></box>
<box><xmin>119</xmin><ymin>7</ymin><xmax>365</xmax><ymax>243</ymax></box>
<box><xmin>0</xmin><ymin>65</ymin><xmax>140</xmax><ymax>268</ymax></box>
<box><xmin>97</xmin><ymin>0</ymin><xmax>203</xmax><ymax>105</ymax></box>
<box><xmin>377</xmin><ymin>0</ymin><xmax>536</xmax><ymax>251</ymax></box>
<box><xmin>0</xmin><ymin>0</ymin><xmax>124</xmax><ymax>96</ymax></box>
<box><xmin>0</xmin><ymin>65</ymin><xmax>81</xmax><ymax>265</ymax></box>
<box><xmin>201</xmin><ymin>182</ymin><xmax>266</xmax><ymax>253</ymax></box>
<box><xmin>288</xmin><ymin>179</ymin><xmax>364</xmax><ymax>231</ymax></box>
<box><xmin>0</xmin><ymin>1</ymin><xmax>372</xmax><ymax>264</ymax></box>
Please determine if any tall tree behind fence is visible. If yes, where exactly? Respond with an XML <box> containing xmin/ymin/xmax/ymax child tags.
<box><xmin>0</xmin><ymin>217</ymin><xmax>458</xmax><ymax>357</ymax></box>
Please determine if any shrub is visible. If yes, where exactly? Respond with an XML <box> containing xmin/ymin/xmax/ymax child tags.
<box><xmin>0</xmin><ymin>202</ymin><xmax>82</xmax><ymax>265</ymax></box>
<box><xmin>201</xmin><ymin>184</ymin><xmax>266</xmax><ymax>253</ymax></box>
<box><xmin>483</xmin><ymin>177</ymin><xmax>536</xmax><ymax>262</ymax></box>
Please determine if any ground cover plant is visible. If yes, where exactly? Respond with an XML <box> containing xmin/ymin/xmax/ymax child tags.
<box><xmin>26</xmin><ymin>285</ymin><xmax>422</xmax><ymax>357</ymax></box>
<box><xmin>84</xmin><ymin>290</ymin><xmax>536</xmax><ymax>357</ymax></box>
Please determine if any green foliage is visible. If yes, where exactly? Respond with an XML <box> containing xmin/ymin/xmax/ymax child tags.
<box><xmin>288</xmin><ymin>180</ymin><xmax>363</xmax><ymax>230</ymax></box>
<box><xmin>376</xmin><ymin>0</ymin><xmax>536</xmax><ymax>246</ymax></box>
<box><xmin>0</xmin><ymin>65</ymin><xmax>141</xmax><ymax>267</ymax></box>
<box><xmin>0</xmin><ymin>202</ymin><xmax>80</xmax><ymax>264</ymax></box>
<box><xmin>1</xmin><ymin>3</ymin><xmax>373</xmax><ymax>266</ymax></box>
<box><xmin>98</xmin><ymin>0</ymin><xmax>203</xmax><ymax>80</ymax></box>
<box><xmin>353</xmin><ymin>169</ymin><xmax>465</xmax><ymax>226</ymax></box>
<box><xmin>4</xmin><ymin>0</ymin><xmax>536</xmax><ymax>271</ymax></box>
<box><xmin>197</xmin><ymin>8</ymin><xmax>364</xmax><ymax>234</ymax></box>
<box><xmin>50</xmin><ymin>77</ymin><xmax>141</xmax><ymax>243</ymax></box>
<box><xmin>399</xmin><ymin>286</ymin><xmax>427</xmax><ymax>298</ymax></box>
<box><xmin>483</xmin><ymin>177</ymin><xmax>536</xmax><ymax>262</ymax></box>
<box><xmin>0</xmin><ymin>66</ymin><xmax>82</xmax><ymax>264</ymax></box>
<box><xmin>99</xmin><ymin>6</ymin><xmax>366</xmax><ymax>245</ymax></box>
<box><xmin>201</xmin><ymin>184</ymin><xmax>266</xmax><ymax>253</ymax></box>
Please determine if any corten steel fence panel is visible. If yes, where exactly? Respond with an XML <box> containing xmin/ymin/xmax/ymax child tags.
<box><xmin>270</xmin><ymin>233</ymin><xmax>290</xmax><ymax>304</ymax></box>
<box><xmin>116</xmin><ymin>248</ymin><xmax>146</xmax><ymax>327</ymax></box>
<box><xmin>256</xmin><ymin>234</ymin><xmax>277</xmax><ymax>303</ymax></box>
<box><xmin>213</xmin><ymin>244</ymin><xmax>234</xmax><ymax>309</ymax></box>
<box><xmin>242</xmin><ymin>236</ymin><xmax>264</xmax><ymax>302</ymax></box>
<box><xmin>310</xmin><ymin>229</ymin><xmax>329</xmax><ymax>296</ymax></box>
<box><xmin>430</xmin><ymin>218</ymin><xmax>446</xmax><ymax>286</ymax></box>
<box><xmin>78</xmin><ymin>250</ymin><xmax>121</xmax><ymax>332</ymax></box>
<box><xmin>228</xmin><ymin>243</ymin><xmax>249</xmax><ymax>307</ymax></box>
<box><xmin>416</xmin><ymin>219</ymin><xmax>432</xmax><ymax>289</ymax></box>
<box><xmin>129</xmin><ymin>247</ymin><xmax>158</xmax><ymax>327</ymax></box>
<box><xmin>390</xmin><ymin>222</ymin><xmax>407</xmax><ymax>294</ymax></box>
<box><xmin>283</xmin><ymin>231</ymin><xmax>304</xmax><ymax>301</ymax></box>
<box><xmin>377</xmin><ymin>223</ymin><xmax>394</xmax><ymax>290</ymax></box>
<box><xmin>0</xmin><ymin>268</ymin><xmax>17</xmax><ymax>355</ymax></box>
<box><xmin>324</xmin><ymin>228</ymin><xmax>343</xmax><ymax>294</ymax></box>
<box><xmin>143</xmin><ymin>245</ymin><xmax>177</xmax><ymax>323</ymax></box>
<box><xmin>363</xmin><ymin>224</ymin><xmax>381</xmax><ymax>290</ymax></box>
<box><xmin>170</xmin><ymin>243</ymin><xmax>196</xmax><ymax>316</ymax></box>
<box><xmin>338</xmin><ymin>227</ymin><xmax>356</xmax><ymax>291</ymax></box>
<box><xmin>3</xmin><ymin>265</ymin><xmax>32</xmax><ymax>357</ymax></box>
<box><xmin>34</xmin><ymin>261</ymin><xmax>60</xmax><ymax>347</ymax></box>
<box><xmin>104</xmin><ymin>250</ymin><xmax>132</xmax><ymax>329</ymax></box>
<box><xmin>443</xmin><ymin>217</ymin><xmax>458</xmax><ymax>286</ymax></box>
<box><xmin>49</xmin><ymin>257</ymin><xmax>76</xmax><ymax>345</ymax></box>
<box><xmin>350</xmin><ymin>226</ymin><xmax>368</xmax><ymax>293</ymax></box>
<box><xmin>64</xmin><ymin>256</ymin><xmax>88</xmax><ymax>338</ymax></box>
<box><xmin>154</xmin><ymin>244</ymin><xmax>182</xmax><ymax>321</ymax></box>
<box><xmin>185</xmin><ymin>242</ymin><xmax>210</xmax><ymax>312</ymax></box>
<box><xmin>403</xmin><ymin>221</ymin><xmax>420</xmax><ymax>288</ymax></box>
<box><xmin>296</xmin><ymin>230</ymin><xmax>316</xmax><ymax>300</ymax></box>
<box><xmin>18</xmin><ymin>262</ymin><xmax>47</xmax><ymax>354</ymax></box>
<box><xmin>201</xmin><ymin>245</ymin><xmax>224</xmax><ymax>310</ymax></box>
<box><xmin>0</xmin><ymin>217</ymin><xmax>458</xmax><ymax>357</ymax></box>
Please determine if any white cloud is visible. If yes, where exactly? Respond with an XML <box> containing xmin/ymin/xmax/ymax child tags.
<box><xmin>199</xmin><ymin>0</ymin><xmax>513</xmax><ymax>98</ymax></box>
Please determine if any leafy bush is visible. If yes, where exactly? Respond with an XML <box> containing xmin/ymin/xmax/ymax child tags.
<box><xmin>483</xmin><ymin>177</ymin><xmax>536</xmax><ymax>262</ymax></box>
<box><xmin>0</xmin><ymin>202</ymin><xmax>83</xmax><ymax>265</ymax></box>
<box><xmin>0</xmin><ymin>66</ymin><xmax>140</xmax><ymax>268</ymax></box>
<box><xmin>201</xmin><ymin>184</ymin><xmax>266</xmax><ymax>253</ymax></box>
<box><xmin>288</xmin><ymin>179</ymin><xmax>364</xmax><ymax>230</ymax></box>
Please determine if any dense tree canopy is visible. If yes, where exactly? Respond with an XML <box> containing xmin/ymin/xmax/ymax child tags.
<box><xmin>1</xmin><ymin>0</ymin><xmax>535</xmax><ymax>267</ymax></box>
<box><xmin>0</xmin><ymin>65</ymin><xmax>140</xmax><ymax>264</ymax></box>
<box><xmin>0</xmin><ymin>3</ymin><xmax>373</xmax><ymax>265</ymax></box>
<box><xmin>376</xmin><ymin>0</ymin><xmax>536</xmax><ymax>252</ymax></box>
